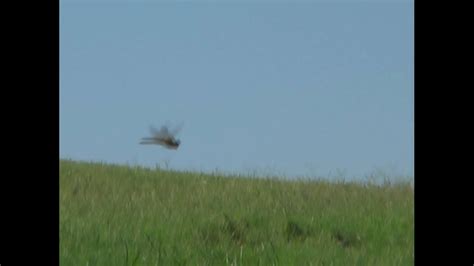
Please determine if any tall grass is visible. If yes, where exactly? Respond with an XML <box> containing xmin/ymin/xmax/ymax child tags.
<box><xmin>60</xmin><ymin>159</ymin><xmax>413</xmax><ymax>265</ymax></box>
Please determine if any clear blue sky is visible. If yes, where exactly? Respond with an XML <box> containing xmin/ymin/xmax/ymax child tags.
<box><xmin>60</xmin><ymin>1</ymin><xmax>414</xmax><ymax>180</ymax></box>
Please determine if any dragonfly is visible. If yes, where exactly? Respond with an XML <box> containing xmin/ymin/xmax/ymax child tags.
<box><xmin>139</xmin><ymin>124</ymin><xmax>182</xmax><ymax>150</ymax></box>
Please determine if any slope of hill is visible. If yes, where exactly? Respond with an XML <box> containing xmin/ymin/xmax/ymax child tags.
<box><xmin>60</xmin><ymin>159</ymin><xmax>414</xmax><ymax>265</ymax></box>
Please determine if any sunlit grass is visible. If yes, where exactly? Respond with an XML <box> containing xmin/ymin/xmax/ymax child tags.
<box><xmin>60</xmin><ymin>159</ymin><xmax>413</xmax><ymax>265</ymax></box>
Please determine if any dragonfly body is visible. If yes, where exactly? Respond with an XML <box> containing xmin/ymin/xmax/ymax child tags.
<box><xmin>140</xmin><ymin>125</ymin><xmax>181</xmax><ymax>150</ymax></box>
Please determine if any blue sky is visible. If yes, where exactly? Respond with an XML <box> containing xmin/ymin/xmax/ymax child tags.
<box><xmin>60</xmin><ymin>1</ymin><xmax>413</xmax><ymax>180</ymax></box>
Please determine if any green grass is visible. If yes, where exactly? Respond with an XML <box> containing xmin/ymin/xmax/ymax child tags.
<box><xmin>60</xmin><ymin>159</ymin><xmax>414</xmax><ymax>265</ymax></box>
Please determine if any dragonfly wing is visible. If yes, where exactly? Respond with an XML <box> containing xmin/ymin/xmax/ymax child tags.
<box><xmin>149</xmin><ymin>125</ymin><xmax>169</xmax><ymax>138</ymax></box>
<box><xmin>159</xmin><ymin>126</ymin><xmax>170</xmax><ymax>136</ymax></box>
<box><xmin>170</xmin><ymin>123</ymin><xmax>183</xmax><ymax>136</ymax></box>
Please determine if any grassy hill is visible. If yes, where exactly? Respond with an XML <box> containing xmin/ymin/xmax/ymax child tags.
<box><xmin>60</xmin><ymin>159</ymin><xmax>414</xmax><ymax>265</ymax></box>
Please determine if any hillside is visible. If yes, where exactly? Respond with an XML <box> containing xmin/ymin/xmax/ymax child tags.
<box><xmin>60</xmin><ymin>159</ymin><xmax>414</xmax><ymax>265</ymax></box>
